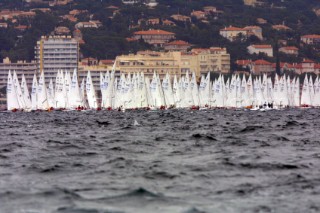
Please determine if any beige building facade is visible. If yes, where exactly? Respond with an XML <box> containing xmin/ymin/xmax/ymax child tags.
<box><xmin>114</xmin><ymin>48</ymin><xmax>230</xmax><ymax>80</ymax></box>
<box><xmin>0</xmin><ymin>57</ymin><xmax>37</xmax><ymax>89</ymax></box>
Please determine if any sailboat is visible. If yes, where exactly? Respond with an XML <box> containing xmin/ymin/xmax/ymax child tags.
<box><xmin>31</xmin><ymin>74</ymin><xmax>38</xmax><ymax>110</ymax></box>
<box><xmin>69</xmin><ymin>69</ymin><xmax>83</xmax><ymax>109</ymax></box>
<box><xmin>190</xmin><ymin>72</ymin><xmax>200</xmax><ymax>107</ymax></box>
<box><xmin>7</xmin><ymin>70</ymin><xmax>20</xmax><ymax>111</ymax></box>
<box><xmin>313</xmin><ymin>76</ymin><xmax>320</xmax><ymax>107</ymax></box>
<box><xmin>162</xmin><ymin>72</ymin><xmax>174</xmax><ymax>108</ymax></box>
<box><xmin>55</xmin><ymin>70</ymin><xmax>66</xmax><ymax>109</ymax></box>
<box><xmin>47</xmin><ymin>78</ymin><xmax>55</xmax><ymax>109</ymax></box>
<box><xmin>100</xmin><ymin>72</ymin><xmax>107</xmax><ymax>108</ymax></box>
<box><xmin>37</xmin><ymin>71</ymin><xmax>49</xmax><ymax>110</ymax></box>
<box><xmin>199</xmin><ymin>72</ymin><xmax>211</xmax><ymax>108</ymax></box>
<box><xmin>86</xmin><ymin>71</ymin><xmax>98</xmax><ymax>109</ymax></box>
<box><xmin>21</xmin><ymin>73</ymin><xmax>32</xmax><ymax>110</ymax></box>
<box><xmin>149</xmin><ymin>72</ymin><xmax>163</xmax><ymax>109</ymax></box>
<box><xmin>13</xmin><ymin>71</ymin><xmax>26</xmax><ymax>110</ymax></box>
<box><xmin>301</xmin><ymin>74</ymin><xmax>311</xmax><ymax>107</ymax></box>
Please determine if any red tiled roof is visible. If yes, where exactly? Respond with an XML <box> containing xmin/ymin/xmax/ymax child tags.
<box><xmin>14</xmin><ymin>25</ymin><xmax>28</xmax><ymax>30</ymax></box>
<box><xmin>280</xmin><ymin>46</ymin><xmax>298</xmax><ymax>50</ymax></box>
<box><xmin>191</xmin><ymin>48</ymin><xmax>210</xmax><ymax>53</ymax></box>
<box><xmin>126</xmin><ymin>37</ymin><xmax>137</xmax><ymax>42</ymax></box>
<box><xmin>166</xmin><ymin>40</ymin><xmax>190</xmax><ymax>45</ymax></box>
<box><xmin>221</xmin><ymin>26</ymin><xmax>244</xmax><ymax>31</ymax></box>
<box><xmin>272</xmin><ymin>62</ymin><xmax>294</xmax><ymax>69</ymax></box>
<box><xmin>301</xmin><ymin>34</ymin><xmax>320</xmax><ymax>39</ymax></box>
<box><xmin>254</xmin><ymin>59</ymin><xmax>272</xmax><ymax>65</ymax></box>
<box><xmin>80</xmin><ymin>22</ymin><xmax>95</xmax><ymax>25</ymax></box>
<box><xmin>191</xmin><ymin>11</ymin><xmax>206</xmax><ymax>15</ymax></box>
<box><xmin>134</xmin><ymin>29</ymin><xmax>175</xmax><ymax>35</ymax></box>
<box><xmin>100</xmin><ymin>59</ymin><xmax>115</xmax><ymax>65</ymax></box>
<box><xmin>243</xmin><ymin>26</ymin><xmax>261</xmax><ymax>30</ymax></box>
<box><xmin>302</xmin><ymin>58</ymin><xmax>314</xmax><ymax>63</ymax></box>
<box><xmin>272</xmin><ymin>24</ymin><xmax>291</xmax><ymax>30</ymax></box>
<box><xmin>293</xmin><ymin>64</ymin><xmax>302</xmax><ymax>69</ymax></box>
<box><xmin>250</xmin><ymin>44</ymin><xmax>272</xmax><ymax>49</ymax></box>
<box><xmin>236</xmin><ymin>59</ymin><xmax>252</xmax><ymax>66</ymax></box>
<box><xmin>107</xmin><ymin>5</ymin><xmax>119</xmax><ymax>9</ymax></box>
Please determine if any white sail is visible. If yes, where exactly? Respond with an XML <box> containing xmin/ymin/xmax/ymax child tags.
<box><xmin>114</xmin><ymin>74</ymin><xmax>124</xmax><ymax>109</ymax></box>
<box><xmin>69</xmin><ymin>69</ymin><xmax>82</xmax><ymax>108</ymax></box>
<box><xmin>227</xmin><ymin>75</ymin><xmax>237</xmax><ymax>107</ymax></box>
<box><xmin>13</xmin><ymin>71</ymin><xmax>26</xmax><ymax>109</ymax></box>
<box><xmin>221</xmin><ymin>75</ymin><xmax>231</xmax><ymax>107</ymax></box>
<box><xmin>293</xmin><ymin>77</ymin><xmax>300</xmax><ymax>107</ymax></box>
<box><xmin>7</xmin><ymin>70</ymin><xmax>20</xmax><ymax>110</ymax></box>
<box><xmin>172</xmin><ymin>75</ymin><xmax>181</xmax><ymax>108</ymax></box>
<box><xmin>261</xmin><ymin>74</ymin><xmax>268</xmax><ymax>104</ymax></box>
<box><xmin>64</xmin><ymin>71</ymin><xmax>71</xmax><ymax>109</ymax></box>
<box><xmin>190</xmin><ymin>72</ymin><xmax>200</xmax><ymax>106</ymax></box>
<box><xmin>210</xmin><ymin>79</ymin><xmax>216</xmax><ymax>107</ymax></box>
<box><xmin>124</xmin><ymin>74</ymin><xmax>133</xmax><ymax>109</ymax></box>
<box><xmin>100</xmin><ymin>72</ymin><xmax>107</xmax><ymax>108</ymax></box>
<box><xmin>267</xmin><ymin>77</ymin><xmax>273</xmax><ymax>104</ymax></box>
<box><xmin>278</xmin><ymin>75</ymin><xmax>288</xmax><ymax>107</ymax></box>
<box><xmin>80</xmin><ymin>78</ymin><xmax>87</xmax><ymax>107</ymax></box>
<box><xmin>111</xmin><ymin>77</ymin><xmax>118</xmax><ymax>109</ymax></box>
<box><xmin>253</xmin><ymin>78</ymin><xmax>263</xmax><ymax>107</ymax></box>
<box><xmin>47</xmin><ymin>78</ymin><xmax>55</xmax><ymax>108</ymax></box>
<box><xmin>199</xmin><ymin>72</ymin><xmax>211</xmax><ymax>107</ymax></box>
<box><xmin>20</xmin><ymin>74</ymin><xmax>32</xmax><ymax>110</ymax></box>
<box><xmin>240</xmin><ymin>76</ymin><xmax>248</xmax><ymax>107</ymax></box>
<box><xmin>139</xmin><ymin>72</ymin><xmax>148</xmax><ymax>108</ymax></box>
<box><xmin>37</xmin><ymin>72</ymin><xmax>49</xmax><ymax>110</ymax></box>
<box><xmin>55</xmin><ymin>70</ymin><xmax>66</xmax><ymax>108</ymax></box>
<box><xmin>31</xmin><ymin>74</ymin><xmax>38</xmax><ymax>110</ymax></box>
<box><xmin>162</xmin><ymin>73</ymin><xmax>174</xmax><ymax>107</ymax></box>
<box><xmin>301</xmin><ymin>74</ymin><xmax>311</xmax><ymax>106</ymax></box>
<box><xmin>308</xmin><ymin>75</ymin><xmax>314</xmax><ymax>106</ymax></box>
<box><xmin>149</xmin><ymin>72</ymin><xmax>163</xmax><ymax>108</ymax></box>
<box><xmin>247</xmin><ymin>74</ymin><xmax>254</xmax><ymax>106</ymax></box>
<box><xmin>183</xmin><ymin>71</ymin><xmax>193</xmax><ymax>107</ymax></box>
<box><xmin>214</xmin><ymin>74</ymin><xmax>225</xmax><ymax>107</ymax></box>
<box><xmin>106</xmin><ymin>70</ymin><xmax>115</xmax><ymax>108</ymax></box>
<box><xmin>313</xmin><ymin>76</ymin><xmax>320</xmax><ymax>106</ymax></box>
<box><xmin>86</xmin><ymin>71</ymin><xmax>98</xmax><ymax>109</ymax></box>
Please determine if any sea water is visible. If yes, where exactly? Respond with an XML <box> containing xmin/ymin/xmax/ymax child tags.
<box><xmin>0</xmin><ymin>109</ymin><xmax>320</xmax><ymax>213</ymax></box>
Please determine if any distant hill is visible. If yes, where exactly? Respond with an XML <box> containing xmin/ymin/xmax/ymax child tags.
<box><xmin>0</xmin><ymin>0</ymin><xmax>320</xmax><ymax>69</ymax></box>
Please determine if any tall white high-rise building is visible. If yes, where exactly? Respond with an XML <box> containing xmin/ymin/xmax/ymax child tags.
<box><xmin>35</xmin><ymin>35</ymin><xmax>79</xmax><ymax>82</ymax></box>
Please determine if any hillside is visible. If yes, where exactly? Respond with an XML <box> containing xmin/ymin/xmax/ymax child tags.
<box><xmin>0</xmin><ymin>0</ymin><xmax>320</xmax><ymax>71</ymax></box>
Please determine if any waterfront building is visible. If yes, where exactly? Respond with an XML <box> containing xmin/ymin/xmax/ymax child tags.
<box><xmin>164</xmin><ymin>40</ymin><xmax>191</xmax><ymax>52</ymax></box>
<box><xmin>220</xmin><ymin>25</ymin><xmax>263</xmax><ymax>41</ymax></box>
<box><xmin>301</xmin><ymin>34</ymin><xmax>320</xmax><ymax>45</ymax></box>
<box><xmin>247</xmin><ymin>44</ymin><xmax>273</xmax><ymax>57</ymax></box>
<box><xmin>279</xmin><ymin>46</ymin><xmax>299</xmax><ymax>56</ymax></box>
<box><xmin>132</xmin><ymin>29</ymin><xmax>175</xmax><ymax>47</ymax></box>
<box><xmin>35</xmin><ymin>35</ymin><xmax>79</xmax><ymax>83</ymax></box>
<box><xmin>0</xmin><ymin>57</ymin><xmax>36</xmax><ymax>89</ymax></box>
<box><xmin>219</xmin><ymin>26</ymin><xmax>248</xmax><ymax>41</ymax></box>
<box><xmin>114</xmin><ymin>48</ymin><xmax>230</xmax><ymax>80</ymax></box>
<box><xmin>250</xmin><ymin>59</ymin><xmax>273</xmax><ymax>74</ymax></box>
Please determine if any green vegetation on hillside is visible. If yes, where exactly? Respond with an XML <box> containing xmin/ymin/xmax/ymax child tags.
<box><xmin>0</xmin><ymin>0</ymin><xmax>320</xmax><ymax>67</ymax></box>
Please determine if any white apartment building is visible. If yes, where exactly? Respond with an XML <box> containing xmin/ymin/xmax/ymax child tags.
<box><xmin>247</xmin><ymin>44</ymin><xmax>273</xmax><ymax>57</ymax></box>
<box><xmin>35</xmin><ymin>35</ymin><xmax>79</xmax><ymax>83</ymax></box>
<box><xmin>0</xmin><ymin>57</ymin><xmax>37</xmax><ymax>89</ymax></box>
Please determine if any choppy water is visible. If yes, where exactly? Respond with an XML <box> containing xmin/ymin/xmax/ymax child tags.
<box><xmin>1</xmin><ymin>109</ymin><xmax>320</xmax><ymax>213</ymax></box>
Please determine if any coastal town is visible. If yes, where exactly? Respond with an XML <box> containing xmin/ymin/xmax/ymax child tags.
<box><xmin>0</xmin><ymin>0</ymin><xmax>320</xmax><ymax>97</ymax></box>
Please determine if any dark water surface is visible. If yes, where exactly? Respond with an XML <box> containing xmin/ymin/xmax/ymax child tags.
<box><xmin>1</xmin><ymin>109</ymin><xmax>320</xmax><ymax>213</ymax></box>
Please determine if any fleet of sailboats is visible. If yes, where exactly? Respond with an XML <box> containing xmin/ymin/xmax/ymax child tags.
<box><xmin>5</xmin><ymin>68</ymin><xmax>320</xmax><ymax>111</ymax></box>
